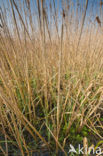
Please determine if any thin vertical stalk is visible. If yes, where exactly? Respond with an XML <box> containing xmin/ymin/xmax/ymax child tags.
<box><xmin>41</xmin><ymin>0</ymin><xmax>48</xmax><ymax>113</ymax></box>
<box><xmin>76</xmin><ymin>0</ymin><xmax>89</xmax><ymax>55</ymax></box>
<box><xmin>56</xmin><ymin>11</ymin><xmax>64</xmax><ymax>154</ymax></box>
<box><xmin>9</xmin><ymin>0</ymin><xmax>22</xmax><ymax>47</ymax></box>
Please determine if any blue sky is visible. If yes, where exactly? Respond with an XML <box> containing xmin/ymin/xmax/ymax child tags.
<box><xmin>0</xmin><ymin>0</ymin><xmax>102</xmax><ymax>34</ymax></box>
<box><xmin>0</xmin><ymin>0</ymin><xmax>101</xmax><ymax>17</ymax></box>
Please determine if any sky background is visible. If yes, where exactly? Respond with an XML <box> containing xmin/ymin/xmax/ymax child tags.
<box><xmin>0</xmin><ymin>0</ymin><xmax>102</xmax><ymax>16</ymax></box>
<box><xmin>0</xmin><ymin>0</ymin><xmax>103</xmax><ymax>36</ymax></box>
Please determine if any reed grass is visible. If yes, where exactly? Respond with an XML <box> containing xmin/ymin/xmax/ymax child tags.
<box><xmin>0</xmin><ymin>0</ymin><xmax>103</xmax><ymax>155</ymax></box>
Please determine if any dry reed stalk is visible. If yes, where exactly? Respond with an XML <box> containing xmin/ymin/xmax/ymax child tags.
<box><xmin>9</xmin><ymin>0</ymin><xmax>23</xmax><ymax>52</ymax></box>
<box><xmin>40</xmin><ymin>0</ymin><xmax>48</xmax><ymax>114</ymax></box>
<box><xmin>76</xmin><ymin>0</ymin><xmax>89</xmax><ymax>55</ymax></box>
<box><xmin>12</xmin><ymin>0</ymin><xmax>31</xmax><ymax>41</ymax></box>
<box><xmin>83</xmin><ymin>137</ymin><xmax>88</xmax><ymax>156</ymax></box>
<box><xmin>56</xmin><ymin>10</ymin><xmax>64</xmax><ymax>154</ymax></box>
<box><xmin>45</xmin><ymin>123</ymin><xmax>67</xmax><ymax>156</ymax></box>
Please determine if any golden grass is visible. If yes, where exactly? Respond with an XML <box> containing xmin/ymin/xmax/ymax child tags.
<box><xmin>0</xmin><ymin>0</ymin><xmax>103</xmax><ymax>155</ymax></box>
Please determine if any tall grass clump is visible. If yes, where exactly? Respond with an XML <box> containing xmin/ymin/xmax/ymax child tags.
<box><xmin>0</xmin><ymin>0</ymin><xmax>103</xmax><ymax>155</ymax></box>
